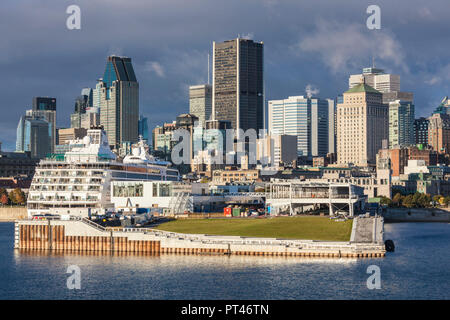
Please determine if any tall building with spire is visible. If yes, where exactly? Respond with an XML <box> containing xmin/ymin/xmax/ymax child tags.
<box><xmin>97</xmin><ymin>55</ymin><xmax>139</xmax><ymax>149</ymax></box>
<box><xmin>212</xmin><ymin>38</ymin><xmax>264</xmax><ymax>133</ymax></box>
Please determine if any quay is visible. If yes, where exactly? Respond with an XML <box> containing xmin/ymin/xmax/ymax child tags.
<box><xmin>14</xmin><ymin>215</ymin><xmax>386</xmax><ymax>258</ymax></box>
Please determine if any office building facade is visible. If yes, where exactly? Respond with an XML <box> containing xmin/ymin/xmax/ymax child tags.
<box><xmin>389</xmin><ymin>100</ymin><xmax>415</xmax><ymax>148</ymax></box>
<box><xmin>268</xmin><ymin>95</ymin><xmax>329</xmax><ymax>158</ymax></box>
<box><xmin>16</xmin><ymin>115</ymin><xmax>51</xmax><ymax>159</ymax></box>
<box><xmin>414</xmin><ymin>117</ymin><xmax>429</xmax><ymax>146</ymax></box>
<box><xmin>212</xmin><ymin>38</ymin><xmax>264</xmax><ymax>132</ymax></box>
<box><xmin>337</xmin><ymin>83</ymin><xmax>388</xmax><ymax>166</ymax></box>
<box><xmin>428</xmin><ymin>113</ymin><xmax>450</xmax><ymax>154</ymax></box>
<box><xmin>98</xmin><ymin>55</ymin><xmax>139</xmax><ymax>149</ymax></box>
<box><xmin>28</xmin><ymin>97</ymin><xmax>56</xmax><ymax>152</ymax></box>
<box><xmin>138</xmin><ymin>115</ymin><xmax>149</xmax><ymax>143</ymax></box>
<box><xmin>57</xmin><ymin>128</ymin><xmax>87</xmax><ymax>145</ymax></box>
<box><xmin>349</xmin><ymin>67</ymin><xmax>413</xmax><ymax>104</ymax></box>
<box><xmin>189</xmin><ymin>84</ymin><xmax>212</xmax><ymax>125</ymax></box>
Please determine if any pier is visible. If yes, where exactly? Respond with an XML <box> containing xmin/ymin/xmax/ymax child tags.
<box><xmin>14</xmin><ymin>216</ymin><xmax>386</xmax><ymax>258</ymax></box>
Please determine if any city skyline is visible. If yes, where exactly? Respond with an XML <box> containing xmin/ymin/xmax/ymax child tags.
<box><xmin>1</xmin><ymin>1</ymin><xmax>450</xmax><ymax>150</ymax></box>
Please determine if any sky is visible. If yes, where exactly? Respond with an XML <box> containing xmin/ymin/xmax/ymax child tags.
<box><xmin>1</xmin><ymin>0</ymin><xmax>450</xmax><ymax>150</ymax></box>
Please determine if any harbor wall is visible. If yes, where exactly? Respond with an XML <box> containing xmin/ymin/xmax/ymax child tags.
<box><xmin>0</xmin><ymin>207</ymin><xmax>27</xmax><ymax>221</ymax></box>
<box><xmin>14</xmin><ymin>219</ymin><xmax>386</xmax><ymax>258</ymax></box>
<box><xmin>383</xmin><ymin>208</ymin><xmax>450</xmax><ymax>222</ymax></box>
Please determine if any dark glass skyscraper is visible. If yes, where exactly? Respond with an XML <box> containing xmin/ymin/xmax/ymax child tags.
<box><xmin>212</xmin><ymin>38</ymin><xmax>264</xmax><ymax>133</ymax></box>
<box><xmin>29</xmin><ymin>97</ymin><xmax>56</xmax><ymax>152</ymax></box>
<box><xmin>138</xmin><ymin>115</ymin><xmax>149</xmax><ymax>143</ymax></box>
<box><xmin>98</xmin><ymin>55</ymin><xmax>139</xmax><ymax>149</ymax></box>
<box><xmin>32</xmin><ymin>97</ymin><xmax>56</xmax><ymax>111</ymax></box>
<box><xmin>16</xmin><ymin>115</ymin><xmax>51</xmax><ymax>159</ymax></box>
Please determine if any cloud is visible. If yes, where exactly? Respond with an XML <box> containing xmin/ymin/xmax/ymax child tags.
<box><xmin>295</xmin><ymin>20</ymin><xmax>408</xmax><ymax>74</ymax></box>
<box><xmin>305</xmin><ymin>84</ymin><xmax>319</xmax><ymax>98</ymax></box>
<box><xmin>425</xmin><ymin>76</ymin><xmax>441</xmax><ymax>85</ymax></box>
<box><xmin>2</xmin><ymin>0</ymin><xmax>450</xmax><ymax>149</ymax></box>
<box><xmin>240</xmin><ymin>32</ymin><xmax>255</xmax><ymax>40</ymax></box>
<box><xmin>144</xmin><ymin>61</ymin><xmax>165</xmax><ymax>78</ymax></box>
<box><xmin>418</xmin><ymin>7</ymin><xmax>434</xmax><ymax>20</ymax></box>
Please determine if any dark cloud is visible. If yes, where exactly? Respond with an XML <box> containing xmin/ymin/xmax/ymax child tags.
<box><xmin>1</xmin><ymin>0</ymin><xmax>450</xmax><ymax>150</ymax></box>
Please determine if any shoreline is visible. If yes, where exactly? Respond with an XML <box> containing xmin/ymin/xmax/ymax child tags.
<box><xmin>383</xmin><ymin>208</ymin><xmax>450</xmax><ymax>222</ymax></box>
<box><xmin>13</xmin><ymin>216</ymin><xmax>386</xmax><ymax>258</ymax></box>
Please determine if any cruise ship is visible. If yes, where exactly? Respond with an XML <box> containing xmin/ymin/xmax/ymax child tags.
<box><xmin>27</xmin><ymin>128</ymin><xmax>180</xmax><ymax>218</ymax></box>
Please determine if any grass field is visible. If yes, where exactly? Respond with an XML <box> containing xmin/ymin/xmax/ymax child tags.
<box><xmin>154</xmin><ymin>216</ymin><xmax>353</xmax><ymax>241</ymax></box>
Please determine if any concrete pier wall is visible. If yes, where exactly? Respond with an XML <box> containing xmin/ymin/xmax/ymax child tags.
<box><xmin>15</xmin><ymin>218</ymin><xmax>386</xmax><ymax>258</ymax></box>
<box><xmin>0</xmin><ymin>207</ymin><xmax>27</xmax><ymax>221</ymax></box>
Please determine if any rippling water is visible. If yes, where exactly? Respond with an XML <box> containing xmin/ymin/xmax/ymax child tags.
<box><xmin>0</xmin><ymin>222</ymin><xmax>449</xmax><ymax>299</ymax></box>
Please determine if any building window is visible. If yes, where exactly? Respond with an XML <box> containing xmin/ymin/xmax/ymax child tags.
<box><xmin>113</xmin><ymin>182</ymin><xmax>143</xmax><ymax>197</ymax></box>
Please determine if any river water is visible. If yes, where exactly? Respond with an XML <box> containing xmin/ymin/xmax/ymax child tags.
<box><xmin>0</xmin><ymin>222</ymin><xmax>448</xmax><ymax>299</ymax></box>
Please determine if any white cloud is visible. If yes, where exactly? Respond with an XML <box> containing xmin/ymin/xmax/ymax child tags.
<box><xmin>144</xmin><ymin>61</ymin><xmax>165</xmax><ymax>78</ymax></box>
<box><xmin>295</xmin><ymin>20</ymin><xmax>409</xmax><ymax>74</ymax></box>
<box><xmin>305</xmin><ymin>84</ymin><xmax>319</xmax><ymax>98</ymax></box>
<box><xmin>240</xmin><ymin>32</ymin><xmax>255</xmax><ymax>40</ymax></box>
<box><xmin>418</xmin><ymin>7</ymin><xmax>434</xmax><ymax>20</ymax></box>
<box><xmin>425</xmin><ymin>76</ymin><xmax>441</xmax><ymax>85</ymax></box>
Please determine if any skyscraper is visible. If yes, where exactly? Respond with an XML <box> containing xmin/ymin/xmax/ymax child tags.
<box><xmin>71</xmin><ymin>88</ymin><xmax>99</xmax><ymax>130</ymax></box>
<box><xmin>414</xmin><ymin>117</ymin><xmax>429</xmax><ymax>146</ymax></box>
<box><xmin>16</xmin><ymin>115</ymin><xmax>51</xmax><ymax>159</ymax></box>
<box><xmin>268</xmin><ymin>95</ymin><xmax>329</xmax><ymax>158</ymax></box>
<box><xmin>32</xmin><ymin>97</ymin><xmax>56</xmax><ymax>111</ymax></box>
<box><xmin>212</xmin><ymin>38</ymin><xmax>264</xmax><ymax>133</ymax></box>
<box><xmin>328</xmin><ymin>99</ymin><xmax>336</xmax><ymax>154</ymax></box>
<box><xmin>428</xmin><ymin>113</ymin><xmax>450</xmax><ymax>154</ymax></box>
<box><xmin>28</xmin><ymin>97</ymin><xmax>56</xmax><ymax>152</ymax></box>
<box><xmin>138</xmin><ymin>115</ymin><xmax>149</xmax><ymax>143</ymax></box>
<box><xmin>189</xmin><ymin>84</ymin><xmax>212</xmax><ymax>125</ymax></box>
<box><xmin>98</xmin><ymin>55</ymin><xmax>139</xmax><ymax>149</ymax></box>
<box><xmin>337</xmin><ymin>83</ymin><xmax>388</xmax><ymax>166</ymax></box>
<box><xmin>349</xmin><ymin>67</ymin><xmax>413</xmax><ymax>104</ymax></box>
<box><xmin>388</xmin><ymin>100</ymin><xmax>415</xmax><ymax>148</ymax></box>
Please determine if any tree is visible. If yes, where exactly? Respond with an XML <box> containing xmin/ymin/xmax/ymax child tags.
<box><xmin>444</xmin><ymin>196</ymin><xmax>450</xmax><ymax>206</ymax></box>
<box><xmin>9</xmin><ymin>188</ymin><xmax>26</xmax><ymax>205</ymax></box>
<box><xmin>392</xmin><ymin>193</ymin><xmax>403</xmax><ymax>207</ymax></box>
<box><xmin>418</xmin><ymin>194</ymin><xmax>432</xmax><ymax>208</ymax></box>
<box><xmin>433</xmin><ymin>195</ymin><xmax>441</xmax><ymax>203</ymax></box>
<box><xmin>402</xmin><ymin>195</ymin><xmax>414</xmax><ymax>208</ymax></box>
<box><xmin>0</xmin><ymin>188</ymin><xmax>8</xmax><ymax>205</ymax></box>
<box><xmin>0</xmin><ymin>193</ymin><xmax>8</xmax><ymax>205</ymax></box>
<box><xmin>379</xmin><ymin>196</ymin><xmax>392</xmax><ymax>207</ymax></box>
<box><xmin>412</xmin><ymin>192</ymin><xmax>422</xmax><ymax>207</ymax></box>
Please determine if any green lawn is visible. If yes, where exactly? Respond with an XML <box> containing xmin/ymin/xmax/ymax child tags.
<box><xmin>154</xmin><ymin>216</ymin><xmax>353</xmax><ymax>241</ymax></box>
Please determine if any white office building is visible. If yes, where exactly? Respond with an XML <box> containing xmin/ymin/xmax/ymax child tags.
<box><xmin>268</xmin><ymin>96</ymin><xmax>329</xmax><ymax>158</ymax></box>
